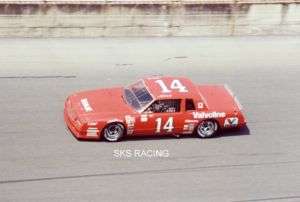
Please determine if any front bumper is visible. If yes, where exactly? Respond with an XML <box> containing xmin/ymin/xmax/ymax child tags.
<box><xmin>64</xmin><ymin>105</ymin><xmax>100</xmax><ymax>140</ymax></box>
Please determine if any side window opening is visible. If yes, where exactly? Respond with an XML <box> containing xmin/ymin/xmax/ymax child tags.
<box><xmin>185</xmin><ymin>99</ymin><xmax>195</xmax><ymax>111</ymax></box>
<box><xmin>146</xmin><ymin>99</ymin><xmax>181</xmax><ymax>113</ymax></box>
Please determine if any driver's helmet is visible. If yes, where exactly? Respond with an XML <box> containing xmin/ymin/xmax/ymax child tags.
<box><xmin>154</xmin><ymin>100</ymin><xmax>165</xmax><ymax>112</ymax></box>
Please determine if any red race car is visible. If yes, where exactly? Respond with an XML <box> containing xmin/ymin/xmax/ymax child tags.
<box><xmin>64</xmin><ymin>76</ymin><xmax>246</xmax><ymax>141</ymax></box>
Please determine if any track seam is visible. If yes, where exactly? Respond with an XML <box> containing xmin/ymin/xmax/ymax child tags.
<box><xmin>1</xmin><ymin>160</ymin><xmax>299</xmax><ymax>185</ymax></box>
<box><xmin>233</xmin><ymin>195</ymin><xmax>300</xmax><ymax>202</ymax></box>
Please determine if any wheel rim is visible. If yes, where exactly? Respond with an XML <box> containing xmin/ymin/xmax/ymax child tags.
<box><xmin>197</xmin><ymin>120</ymin><xmax>216</xmax><ymax>138</ymax></box>
<box><xmin>104</xmin><ymin>124</ymin><xmax>123</xmax><ymax>141</ymax></box>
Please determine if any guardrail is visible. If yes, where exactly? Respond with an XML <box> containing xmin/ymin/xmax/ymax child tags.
<box><xmin>0</xmin><ymin>0</ymin><xmax>299</xmax><ymax>37</ymax></box>
<box><xmin>1</xmin><ymin>0</ymin><xmax>300</xmax><ymax>4</ymax></box>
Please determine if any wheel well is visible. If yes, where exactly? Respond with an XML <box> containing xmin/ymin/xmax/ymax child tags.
<box><xmin>211</xmin><ymin>119</ymin><xmax>220</xmax><ymax>131</ymax></box>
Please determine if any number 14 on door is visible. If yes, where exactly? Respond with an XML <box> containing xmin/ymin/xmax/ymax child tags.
<box><xmin>155</xmin><ymin>117</ymin><xmax>174</xmax><ymax>133</ymax></box>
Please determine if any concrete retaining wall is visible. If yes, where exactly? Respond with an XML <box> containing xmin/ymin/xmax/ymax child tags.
<box><xmin>0</xmin><ymin>2</ymin><xmax>300</xmax><ymax>37</ymax></box>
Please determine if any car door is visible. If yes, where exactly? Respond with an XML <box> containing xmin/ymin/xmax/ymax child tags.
<box><xmin>134</xmin><ymin>99</ymin><xmax>182</xmax><ymax>135</ymax></box>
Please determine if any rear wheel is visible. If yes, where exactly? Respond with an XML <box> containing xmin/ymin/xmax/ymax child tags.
<box><xmin>103</xmin><ymin>123</ymin><xmax>124</xmax><ymax>142</ymax></box>
<box><xmin>196</xmin><ymin>120</ymin><xmax>218</xmax><ymax>138</ymax></box>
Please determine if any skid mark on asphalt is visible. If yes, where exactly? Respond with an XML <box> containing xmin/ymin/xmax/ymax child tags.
<box><xmin>164</xmin><ymin>56</ymin><xmax>188</xmax><ymax>61</ymax></box>
<box><xmin>115</xmin><ymin>63</ymin><xmax>133</xmax><ymax>67</ymax></box>
<box><xmin>0</xmin><ymin>160</ymin><xmax>299</xmax><ymax>185</ymax></box>
<box><xmin>0</xmin><ymin>75</ymin><xmax>76</xmax><ymax>79</ymax></box>
<box><xmin>233</xmin><ymin>195</ymin><xmax>300</xmax><ymax>202</ymax></box>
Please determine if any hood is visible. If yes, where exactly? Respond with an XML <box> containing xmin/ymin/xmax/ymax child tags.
<box><xmin>68</xmin><ymin>87</ymin><xmax>134</xmax><ymax>118</ymax></box>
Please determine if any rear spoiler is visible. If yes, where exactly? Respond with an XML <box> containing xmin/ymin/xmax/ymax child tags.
<box><xmin>224</xmin><ymin>84</ymin><xmax>243</xmax><ymax>110</ymax></box>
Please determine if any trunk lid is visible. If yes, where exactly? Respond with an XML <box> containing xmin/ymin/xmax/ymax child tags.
<box><xmin>198</xmin><ymin>85</ymin><xmax>239</xmax><ymax>112</ymax></box>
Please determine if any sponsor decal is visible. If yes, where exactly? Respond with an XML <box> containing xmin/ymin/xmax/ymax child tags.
<box><xmin>80</xmin><ymin>98</ymin><xmax>93</xmax><ymax>112</ymax></box>
<box><xmin>192</xmin><ymin>111</ymin><xmax>226</xmax><ymax>119</ymax></box>
<box><xmin>183</xmin><ymin>123</ymin><xmax>195</xmax><ymax>134</ymax></box>
<box><xmin>107</xmin><ymin>118</ymin><xmax>123</xmax><ymax>123</ymax></box>
<box><xmin>224</xmin><ymin>117</ymin><xmax>239</xmax><ymax>127</ymax></box>
<box><xmin>125</xmin><ymin>115</ymin><xmax>135</xmax><ymax>135</ymax></box>
<box><xmin>184</xmin><ymin>119</ymin><xmax>198</xmax><ymax>123</ymax></box>
<box><xmin>197</xmin><ymin>102</ymin><xmax>204</xmax><ymax>109</ymax></box>
<box><xmin>125</xmin><ymin>115</ymin><xmax>135</xmax><ymax>125</ymax></box>
<box><xmin>140</xmin><ymin>114</ymin><xmax>148</xmax><ymax>122</ymax></box>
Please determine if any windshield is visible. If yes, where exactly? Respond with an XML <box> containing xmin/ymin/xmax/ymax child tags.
<box><xmin>124</xmin><ymin>80</ymin><xmax>153</xmax><ymax>111</ymax></box>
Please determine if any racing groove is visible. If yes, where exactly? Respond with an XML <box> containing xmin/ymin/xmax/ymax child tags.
<box><xmin>0</xmin><ymin>37</ymin><xmax>300</xmax><ymax>202</ymax></box>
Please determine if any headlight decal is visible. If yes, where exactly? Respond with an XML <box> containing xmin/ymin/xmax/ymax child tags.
<box><xmin>86</xmin><ymin>127</ymin><xmax>99</xmax><ymax>137</ymax></box>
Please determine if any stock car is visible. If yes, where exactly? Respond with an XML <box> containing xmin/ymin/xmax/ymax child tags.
<box><xmin>64</xmin><ymin>76</ymin><xmax>246</xmax><ymax>142</ymax></box>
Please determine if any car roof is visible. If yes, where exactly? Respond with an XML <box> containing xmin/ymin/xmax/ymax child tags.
<box><xmin>143</xmin><ymin>76</ymin><xmax>199</xmax><ymax>100</ymax></box>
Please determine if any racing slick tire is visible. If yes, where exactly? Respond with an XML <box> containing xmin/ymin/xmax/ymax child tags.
<box><xmin>196</xmin><ymin>120</ymin><xmax>218</xmax><ymax>138</ymax></box>
<box><xmin>103</xmin><ymin>123</ymin><xmax>125</xmax><ymax>142</ymax></box>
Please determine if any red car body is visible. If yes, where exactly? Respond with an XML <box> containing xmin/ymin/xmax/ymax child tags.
<box><xmin>64</xmin><ymin>76</ymin><xmax>246</xmax><ymax>141</ymax></box>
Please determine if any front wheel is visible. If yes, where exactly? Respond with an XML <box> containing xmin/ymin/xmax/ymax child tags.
<box><xmin>103</xmin><ymin>123</ymin><xmax>125</xmax><ymax>142</ymax></box>
<box><xmin>196</xmin><ymin>120</ymin><xmax>218</xmax><ymax>138</ymax></box>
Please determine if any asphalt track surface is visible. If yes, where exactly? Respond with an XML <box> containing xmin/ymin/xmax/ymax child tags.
<box><xmin>0</xmin><ymin>37</ymin><xmax>300</xmax><ymax>202</ymax></box>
